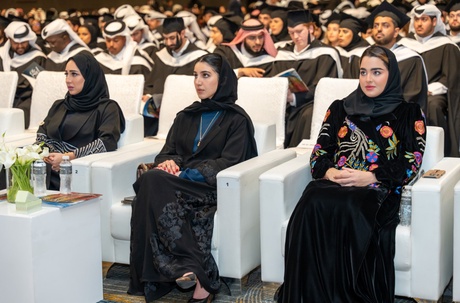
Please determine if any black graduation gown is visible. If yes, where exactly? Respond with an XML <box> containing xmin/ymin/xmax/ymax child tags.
<box><xmin>129</xmin><ymin>109</ymin><xmax>257</xmax><ymax>295</ymax></box>
<box><xmin>268</xmin><ymin>39</ymin><xmax>342</xmax><ymax>147</ymax></box>
<box><xmin>0</xmin><ymin>47</ymin><xmax>46</xmax><ymax>128</ymax></box>
<box><xmin>336</xmin><ymin>39</ymin><xmax>370</xmax><ymax>79</ymax></box>
<box><xmin>399</xmin><ymin>33</ymin><xmax>460</xmax><ymax>156</ymax></box>
<box><xmin>44</xmin><ymin>44</ymin><xmax>93</xmax><ymax>71</ymax></box>
<box><xmin>278</xmin><ymin>100</ymin><xmax>426</xmax><ymax>303</ymax></box>
<box><xmin>213</xmin><ymin>44</ymin><xmax>275</xmax><ymax>75</ymax></box>
<box><xmin>144</xmin><ymin>42</ymin><xmax>207</xmax><ymax>136</ymax></box>
<box><xmin>393</xmin><ymin>44</ymin><xmax>428</xmax><ymax>113</ymax></box>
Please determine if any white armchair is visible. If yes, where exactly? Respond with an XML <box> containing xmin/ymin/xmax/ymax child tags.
<box><xmin>0</xmin><ymin>71</ymin><xmax>18</xmax><ymax>108</ymax></box>
<box><xmin>259</xmin><ymin>126</ymin><xmax>460</xmax><ymax>302</ymax></box>
<box><xmin>454</xmin><ymin>181</ymin><xmax>460</xmax><ymax>302</ymax></box>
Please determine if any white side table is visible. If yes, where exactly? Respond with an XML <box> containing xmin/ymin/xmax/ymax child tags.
<box><xmin>0</xmin><ymin>197</ymin><xmax>103</xmax><ymax>303</ymax></box>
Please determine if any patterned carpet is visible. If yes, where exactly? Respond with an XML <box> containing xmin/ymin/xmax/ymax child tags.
<box><xmin>99</xmin><ymin>263</ymin><xmax>453</xmax><ymax>303</ymax></box>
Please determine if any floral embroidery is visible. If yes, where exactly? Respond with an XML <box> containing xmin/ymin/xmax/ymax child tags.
<box><xmin>323</xmin><ymin>109</ymin><xmax>330</xmax><ymax>122</ymax></box>
<box><xmin>366</xmin><ymin>151</ymin><xmax>378</xmax><ymax>163</ymax></box>
<box><xmin>405</xmin><ymin>151</ymin><xmax>423</xmax><ymax>167</ymax></box>
<box><xmin>313</xmin><ymin>143</ymin><xmax>321</xmax><ymax>153</ymax></box>
<box><xmin>414</xmin><ymin>120</ymin><xmax>425</xmax><ymax>135</ymax></box>
<box><xmin>386</xmin><ymin>133</ymin><xmax>399</xmax><ymax>159</ymax></box>
<box><xmin>380</xmin><ymin>126</ymin><xmax>393</xmax><ymax>138</ymax></box>
<box><xmin>348</xmin><ymin>120</ymin><xmax>356</xmax><ymax>131</ymax></box>
<box><xmin>369</xmin><ymin>164</ymin><xmax>378</xmax><ymax>171</ymax></box>
<box><xmin>338</xmin><ymin>126</ymin><xmax>348</xmax><ymax>138</ymax></box>
<box><xmin>337</xmin><ymin>156</ymin><xmax>347</xmax><ymax>167</ymax></box>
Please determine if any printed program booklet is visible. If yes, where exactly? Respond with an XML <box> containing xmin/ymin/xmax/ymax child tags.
<box><xmin>41</xmin><ymin>192</ymin><xmax>101</xmax><ymax>208</ymax></box>
<box><xmin>274</xmin><ymin>68</ymin><xmax>309</xmax><ymax>93</ymax></box>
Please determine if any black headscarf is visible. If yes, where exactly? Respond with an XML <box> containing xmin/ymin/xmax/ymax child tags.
<box><xmin>182</xmin><ymin>54</ymin><xmax>257</xmax><ymax>154</ymax></box>
<box><xmin>343</xmin><ymin>46</ymin><xmax>404</xmax><ymax>118</ymax></box>
<box><xmin>270</xmin><ymin>10</ymin><xmax>290</xmax><ymax>43</ymax></box>
<box><xmin>64</xmin><ymin>52</ymin><xmax>111</xmax><ymax>111</ymax></box>
<box><xmin>339</xmin><ymin>18</ymin><xmax>369</xmax><ymax>51</ymax></box>
<box><xmin>79</xmin><ymin>23</ymin><xmax>99</xmax><ymax>49</ymax></box>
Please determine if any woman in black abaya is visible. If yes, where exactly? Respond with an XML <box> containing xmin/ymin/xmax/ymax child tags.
<box><xmin>277</xmin><ymin>46</ymin><xmax>426</xmax><ymax>303</ymax></box>
<box><xmin>37</xmin><ymin>52</ymin><xmax>125</xmax><ymax>190</ymax></box>
<box><xmin>129</xmin><ymin>53</ymin><xmax>257</xmax><ymax>303</ymax></box>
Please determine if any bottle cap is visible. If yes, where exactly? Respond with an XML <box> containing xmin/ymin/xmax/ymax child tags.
<box><xmin>62</xmin><ymin>155</ymin><xmax>70</xmax><ymax>160</ymax></box>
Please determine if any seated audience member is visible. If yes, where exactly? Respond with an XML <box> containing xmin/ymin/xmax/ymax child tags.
<box><xmin>366</xmin><ymin>0</ymin><xmax>428</xmax><ymax>113</ymax></box>
<box><xmin>0</xmin><ymin>21</ymin><xmax>46</xmax><ymax>128</ymax></box>
<box><xmin>214</xmin><ymin>18</ymin><xmax>277</xmax><ymax>78</ymax></box>
<box><xmin>277</xmin><ymin>45</ymin><xmax>426</xmax><ymax>302</ymax></box>
<box><xmin>144</xmin><ymin>9</ymin><xmax>166</xmax><ymax>47</ymax></box>
<box><xmin>41</xmin><ymin>19</ymin><xmax>92</xmax><ymax>71</ymax></box>
<box><xmin>95</xmin><ymin>19</ymin><xmax>154</xmax><ymax>95</ymax></box>
<box><xmin>269</xmin><ymin>7</ymin><xmax>290</xmax><ymax>46</ymax></box>
<box><xmin>336</xmin><ymin>13</ymin><xmax>370</xmax><ymax>78</ymax></box>
<box><xmin>445</xmin><ymin>0</ymin><xmax>460</xmax><ymax>45</ymax></box>
<box><xmin>399</xmin><ymin>4</ymin><xmax>460</xmax><ymax>156</ymax></box>
<box><xmin>268</xmin><ymin>9</ymin><xmax>342</xmax><ymax>147</ymax></box>
<box><xmin>322</xmin><ymin>12</ymin><xmax>340</xmax><ymax>46</ymax></box>
<box><xmin>37</xmin><ymin>52</ymin><xmax>125</xmax><ymax>190</ymax></box>
<box><xmin>124</xmin><ymin>14</ymin><xmax>159</xmax><ymax>59</ymax></box>
<box><xmin>129</xmin><ymin>53</ymin><xmax>258</xmax><ymax>303</ymax></box>
<box><xmin>77</xmin><ymin>22</ymin><xmax>107</xmax><ymax>55</ymax></box>
<box><xmin>145</xmin><ymin>16</ymin><xmax>207</xmax><ymax>136</ymax></box>
<box><xmin>209</xmin><ymin>16</ymin><xmax>239</xmax><ymax>48</ymax></box>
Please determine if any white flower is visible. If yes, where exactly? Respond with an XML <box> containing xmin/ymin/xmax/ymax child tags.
<box><xmin>0</xmin><ymin>140</ymin><xmax>48</xmax><ymax>169</ymax></box>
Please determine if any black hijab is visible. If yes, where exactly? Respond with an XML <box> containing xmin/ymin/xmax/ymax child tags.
<box><xmin>64</xmin><ymin>52</ymin><xmax>111</xmax><ymax>112</ymax></box>
<box><xmin>80</xmin><ymin>23</ymin><xmax>99</xmax><ymax>49</ymax></box>
<box><xmin>343</xmin><ymin>46</ymin><xmax>404</xmax><ymax>118</ymax></box>
<box><xmin>182</xmin><ymin>54</ymin><xmax>257</xmax><ymax>155</ymax></box>
<box><xmin>270</xmin><ymin>10</ymin><xmax>290</xmax><ymax>43</ymax></box>
<box><xmin>339</xmin><ymin>19</ymin><xmax>369</xmax><ymax>51</ymax></box>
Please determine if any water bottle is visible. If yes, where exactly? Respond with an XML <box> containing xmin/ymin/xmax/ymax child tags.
<box><xmin>59</xmin><ymin>155</ymin><xmax>72</xmax><ymax>194</ymax></box>
<box><xmin>399</xmin><ymin>185</ymin><xmax>412</xmax><ymax>226</ymax></box>
<box><xmin>32</xmin><ymin>160</ymin><xmax>47</xmax><ymax>197</ymax></box>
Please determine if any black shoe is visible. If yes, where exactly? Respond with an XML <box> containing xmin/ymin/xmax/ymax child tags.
<box><xmin>144</xmin><ymin>281</ymin><xmax>175</xmax><ymax>302</ymax></box>
<box><xmin>187</xmin><ymin>293</ymin><xmax>214</xmax><ymax>303</ymax></box>
<box><xmin>176</xmin><ymin>273</ymin><xmax>197</xmax><ymax>289</ymax></box>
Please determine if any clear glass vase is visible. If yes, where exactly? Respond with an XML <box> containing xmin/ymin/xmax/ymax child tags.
<box><xmin>6</xmin><ymin>163</ymin><xmax>34</xmax><ymax>203</ymax></box>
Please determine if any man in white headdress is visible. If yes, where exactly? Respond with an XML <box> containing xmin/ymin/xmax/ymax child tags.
<box><xmin>41</xmin><ymin>18</ymin><xmax>92</xmax><ymax>70</ymax></box>
<box><xmin>0</xmin><ymin>21</ymin><xmax>46</xmax><ymax>128</ymax></box>
<box><xmin>95</xmin><ymin>19</ymin><xmax>154</xmax><ymax>95</ymax></box>
<box><xmin>175</xmin><ymin>10</ymin><xmax>207</xmax><ymax>49</ymax></box>
<box><xmin>144</xmin><ymin>9</ymin><xmax>166</xmax><ymax>47</ymax></box>
<box><xmin>399</xmin><ymin>4</ymin><xmax>460</xmax><ymax>157</ymax></box>
<box><xmin>124</xmin><ymin>14</ymin><xmax>159</xmax><ymax>58</ymax></box>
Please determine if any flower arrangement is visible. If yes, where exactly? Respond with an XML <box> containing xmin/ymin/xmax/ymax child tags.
<box><xmin>0</xmin><ymin>134</ymin><xmax>49</xmax><ymax>202</ymax></box>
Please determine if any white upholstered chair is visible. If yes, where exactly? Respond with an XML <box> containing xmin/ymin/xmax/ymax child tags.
<box><xmin>93</xmin><ymin>74</ymin><xmax>292</xmax><ymax>286</ymax></box>
<box><xmin>454</xmin><ymin>181</ymin><xmax>460</xmax><ymax>303</ymax></box>
<box><xmin>0</xmin><ymin>71</ymin><xmax>18</xmax><ymax>108</ymax></box>
<box><xmin>295</xmin><ymin>77</ymin><xmax>358</xmax><ymax>154</ymax></box>
<box><xmin>236</xmin><ymin>77</ymin><xmax>288</xmax><ymax>149</ymax></box>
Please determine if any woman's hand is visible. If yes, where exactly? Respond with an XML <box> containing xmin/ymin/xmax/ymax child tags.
<box><xmin>44</xmin><ymin>152</ymin><xmax>75</xmax><ymax>172</ymax></box>
<box><xmin>325</xmin><ymin>167</ymin><xmax>377</xmax><ymax>187</ymax></box>
<box><xmin>155</xmin><ymin>160</ymin><xmax>180</xmax><ymax>175</ymax></box>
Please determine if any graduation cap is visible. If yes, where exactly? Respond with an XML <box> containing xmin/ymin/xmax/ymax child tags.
<box><xmin>287</xmin><ymin>9</ymin><xmax>312</xmax><ymax>27</ymax></box>
<box><xmin>391</xmin><ymin>0</ymin><xmax>413</xmax><ymax>14</ymax></box>
<box><xmin>260</xmin><ymin>4</ymin><xmax>278</xmax><ymax>15</ymax></box>
<box><xmin>161</xmin><ymin>17</ymin><xmax>185</xmax><ymax>34</ymax></box>
<box><xmin>365</xmin><ymin>0</ymin><xmax>411</xmax><ymax>28</ymax></box>
<box><xmin>324</xmin><ymin>11</ymin><xmax>341</xmax><ymax>27</ymax></box>
<box><xmin>203</xmin><ymin>6</ymin><xmax>220</xmax><ymax>15</ymax></box>
<box><xmin>445</xmin><ymin>0</ymin><xmax>460</xmax><ymax>12</ymax></box>
<box><xmin>81</xmin><ymin>15</ymin><xmax>99</xmax><ymax>27</ymax></box>
<box><xmin>270</xmin><ymin>7</ymin><xmax>288</xmax><ymax>20</ymax></box>
<box><xmin>0</xmin><ymin>15</ymin><xmax>12</xmax><ymax>28</ymax></box>
<box><xmin>287</xmin><ymin>1</ymin><xmax>306</xmax><ymax>10</ymax></box>
<box><xmin>339</xmin><ymin>12</ymin><xmax>368</xmax><ymax>33</ymax></box>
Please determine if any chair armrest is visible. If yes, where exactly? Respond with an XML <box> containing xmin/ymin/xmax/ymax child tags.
<box><xmin>117</xmin><ymin>113</ymin><xmax>144</xmax><ymax>148</ymax></box>
<box><xmin>410</xmin><ymin>157</ymin><xmax>460</xmax><ymax>300</ymax></box>
<box><xmin>0</xmin><ymin>108</ymin><xmax>25</xmax><ymax>136</ymax></box>
<box><xmin>259</xmin><ymin>153</ymin><xmax>312</xmax><ymax>282</ymax></box>
<box><xmin>454</xmin><ymin>181</ymin><xmax>460</xmax><ymax>301</ymax></box>
<box><xmin>216</xmin><ymin>148</ymin><xmax>296</xmax><ymax>279</ymax></box>
<box><xmin>90</xmin><ymin>140</ymin><xmax>165</xmax><ymax>262</ymax></box>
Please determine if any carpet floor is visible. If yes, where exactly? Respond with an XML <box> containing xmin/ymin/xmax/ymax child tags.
<box><xmin>98</xmin><ymin>263</ymin><xmax>453</xmax><ymax>303</ymax></box>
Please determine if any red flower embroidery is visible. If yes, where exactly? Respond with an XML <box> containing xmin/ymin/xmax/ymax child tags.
<box><xmin>338</xmin><ymin>126</ymin><xmax>348</xmax><ymax>138</ymax></box>
<box><xmin>323</xmin><ymin>109</ymin><xmax>331</xmax><ymax>122</ymax></box>
<box><xmin>369</xmin><ymin>164</ymin><xmax>379</xmax><ymax>171</ymax></box>
<box><xmin>414</xmin><ymin>120</ymin><xmax>425</xmax><ymax>135</ymax></box>
<box><xmin>380</xmin><ymin>126</ymin><xmax>393</xmax><ymax>138</ymax></box>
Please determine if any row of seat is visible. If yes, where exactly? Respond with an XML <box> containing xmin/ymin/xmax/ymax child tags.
<box><xmin>2</xmin><ymin>72</ymin><xmax>459</xmax><ymax>301</ymax></box>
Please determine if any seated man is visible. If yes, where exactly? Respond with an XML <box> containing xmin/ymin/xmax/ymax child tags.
<box><xmin>214</xmin><ymin>18</ymin><xmax>278</xmax><ymax>78</ymax></box>
<box><xmin>41</xmin><ymin>19</ymin><xmax>92</xmax><ymax>71</ymax></box>
<box><xmin>95</xmin><ymin>19</ymin><xmax>154</xmax><ymax>96</ymax></box>
<box><xmin>124</xmin><ymin>14</ymin><xmax>159</xmax><ymax>59</ymax></box>
<box><xmin>0</xmin><ymin>21</ymin><xmax>46</xmax><ymax>128</ymax></box>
